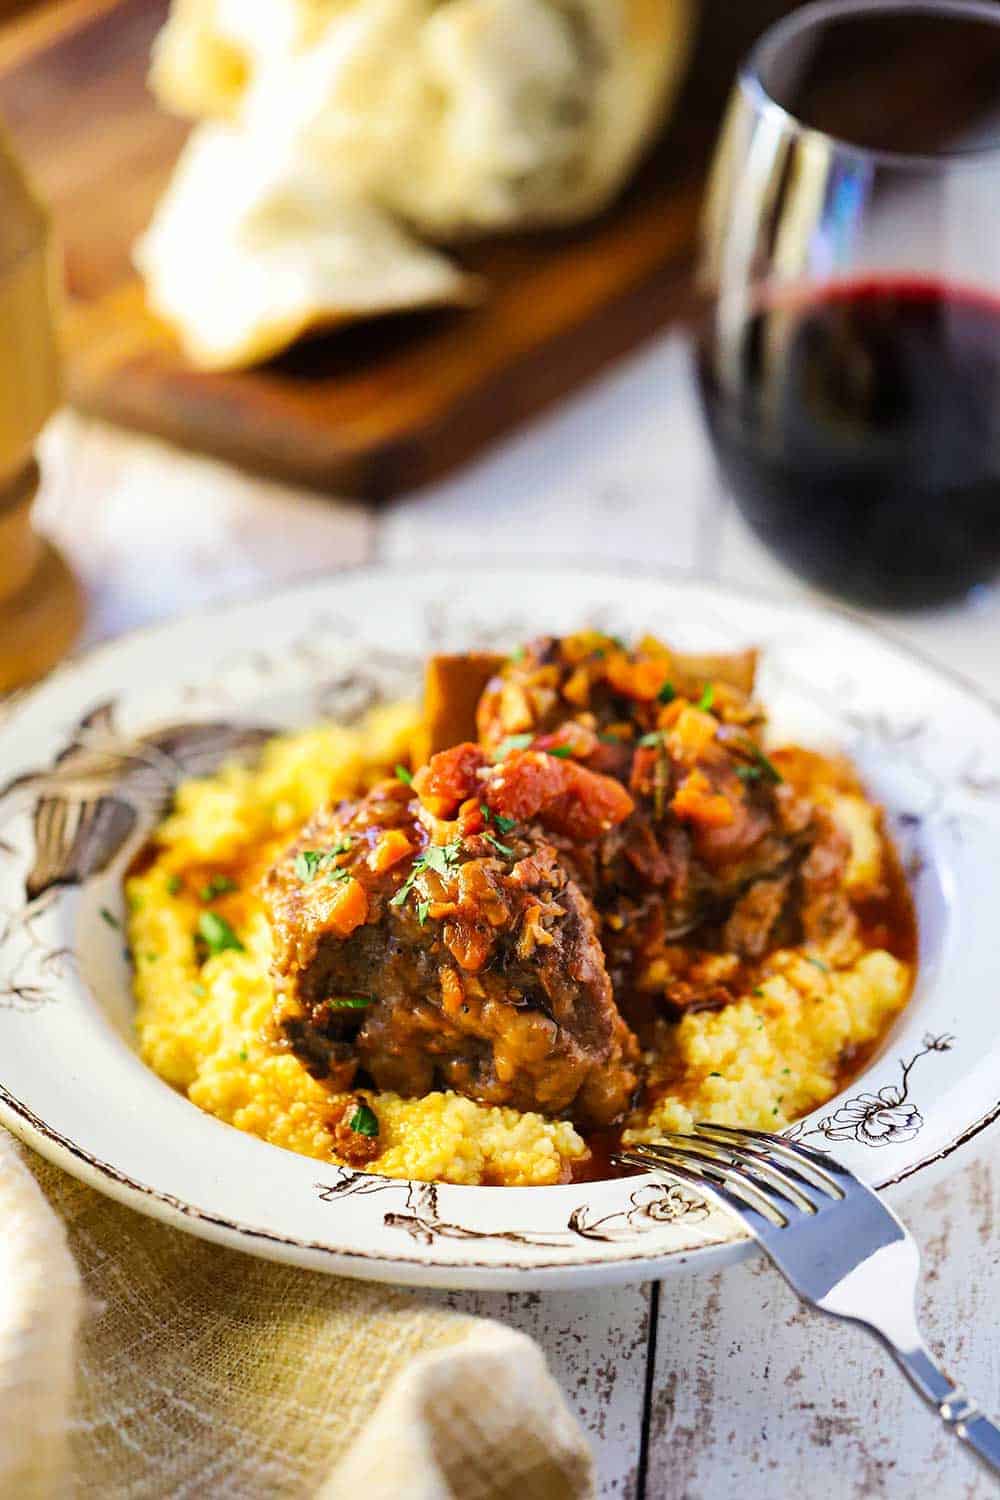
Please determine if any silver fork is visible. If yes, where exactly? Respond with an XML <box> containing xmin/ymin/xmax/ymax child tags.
<box><xmin>616</xmin><ymin>1124</ymin><xmax>1000</xmax><ymax>1479</ymax></box>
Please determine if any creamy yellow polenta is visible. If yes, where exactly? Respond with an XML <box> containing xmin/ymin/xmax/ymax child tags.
<box><xmin>129</xmin><ymin>707</ymin><xmax>911</xmax><ymax>1187</ymax></box>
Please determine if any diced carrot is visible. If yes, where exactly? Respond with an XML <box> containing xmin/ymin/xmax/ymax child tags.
<box><xmin>440</xmin><ymin>966</ymin><xmax>466</xmax><ymax>1015</ymax></box>
<box><xmin>368</xmin><ymin>829</ymin><xmax>413</xmax><ymax>874</ymax></box>
<box><xmin>668</xmin><ymin>706</ymin><xmax>718</xmax><ymax>757</ymax></box>
<box><xmin>670</xmin><ymin>770</ymin><xmax>736</xmax><ymax>829</ymax></box>
<box><xmin>326</xmin><ymin>877</ymin><xmax>369</xmax><ymax>937</ymax></box>
<box><xmin>605</xmin><ymin>654</ymin><xmax>672</xmax><ymax>701</ymax></box>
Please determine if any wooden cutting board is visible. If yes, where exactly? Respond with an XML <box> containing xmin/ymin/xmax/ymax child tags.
<box><xmin>0</xmin><ymin>0</ymin><xmax>788</xmax><ymax>500</ymax></box>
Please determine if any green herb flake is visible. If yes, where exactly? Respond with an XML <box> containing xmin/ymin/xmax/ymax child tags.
<box><xmin>708</xmin><ymin>1071</ymin><xmax>722</xmax><ymax>1078</ymax></box>
<box><xmin>395</xmin><ymin>763</ymin><xmax>413</xmax><ymax>785</ymax></box>
<box><xmin>746</xmin><ymin>746</ymin><xmax>783</xmax><ymax>784</ymax></box>
<box><xmin>494</xmin><ymin>733</ymin><xmax>534</xmax><ymax>760</ymax></box>
<box><xmin>238</xmin><ymin>1049</ymin><xmax>248</xmax><ymax>1062</ymax></box>
<box><xmin>752</xmin><ymin>986</ymin><xmax>765</xmax><ymax>997</ymax></box>
<box><xmin>191</xmin><ymin>983</ymin><xmax>207</xmax><ymax>998</ymax></box>
<box><xmin>197</xmin><ymin>911</ymin><xmax>244</xmax><ymax>958</ymax></box>
<box><xmin>484</xmin><ymin>832</ymin><xmax>515</xmax><ymax>858</ymax></box>
<box><xmin>294</xmin><ymin>842</ymin><xmax>353</xmax><ymax>884</ymax></box>
<box><xmin>295</xmin><ymin>850</ymin><xmax>325</xmax><ymax>883</ymax></box>
<box><xmin>546</xmin><ymin>744</ymin><xmax>573</xmax><ymax>759</ymax></box>
<box><xmin>348</xmin><ymin>1103</ymin><xmax>379</xmax><ymax>1138</ymax></box>
<box><xmin>100</xmin><ymin>906</ymin><xmax>120</xmax><ymax>931</ymax></box>
<box><xmin>417</xmin><ymin>900</ymin><xmax>431</xmax><ymax>926</ymax></box>
<box><xmin>199</xmin><ymin>874</ymin><xmax>239</xmax><ymax>902</ymax></box>
<box><xmin>638</xmin><ymin>731</ymin><xmax>663</xmax><ymax>748</ymax></box>
<box><xmin>143</xmin><ymin>952</ymin><xmax>159</xmax><ymax>963</ymax></box>
<box><xmin>697</xmin><ymin>683</ymin><xmax>715</xmax><ymax>712</ymax></box>
<box><xmin>480</xmin><ymin>803</ymin><xmax>516</xmax><ymax>834</ymax></box>
<box><xmin>736</xmin><ymin>765</ymin><xmax>763</xmax><ymax>783</ymax></box>
<box><xmin>329</xmin><ymin>996</ymin><xmax>373</xmax><ymax>1009</ymax></box>
<box><xmin>657</xmin><ymin>681</ymin><xmax>676</xmax><ymax>705</ymax></box>
<box><xmin>166</xmin><ymin>874</ymin><xmax>183</xmax><ymax>896</ymax></box>
<box><xmin>390</xmin><ymin>837</ymin><xmax>462</xmax><ymax>909</ymax></box>
<box><xmin>806</xmin><ymin>955</ymin><xmax>830</xmax><ymax>973</ymax></box>
<box><xmin>510</xmin><ymin>645</ymin><xmax>526</xmax><ymax>662</ymax></box>
<box><xmin>610</xmin><ymin>635</ymin><xmax>627</xmax><ymax>651</ymax></box>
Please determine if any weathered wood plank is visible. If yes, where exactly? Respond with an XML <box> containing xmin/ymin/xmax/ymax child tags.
<box><xmin>647</xmin><ymin>1148</ymin><xmax>999</xmax><ymax>1499</ymax></box>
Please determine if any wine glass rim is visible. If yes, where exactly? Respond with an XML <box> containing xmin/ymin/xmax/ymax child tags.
<box><xmin>742</xmin><ymin>0</ymin><xmax>1000</xmax><ymax>170</ymax></box>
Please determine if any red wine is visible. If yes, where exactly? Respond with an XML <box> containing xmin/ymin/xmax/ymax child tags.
<box><xmin>697</xmin><ymin>277</ymin><xmax>1000</xmax><ymax>608</ymax></box>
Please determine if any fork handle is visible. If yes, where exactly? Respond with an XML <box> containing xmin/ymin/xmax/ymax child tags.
<box><xmin>888</xmin><ymin>1342</ymin><xmax>1000</xmax><ymax>1478</ymax></box>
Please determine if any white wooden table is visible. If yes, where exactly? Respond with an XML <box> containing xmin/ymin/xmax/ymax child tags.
<box><xmin>35</xmin><ymin>332</ymin><xmax>1000</xmax><ymax>1499</ymax></box>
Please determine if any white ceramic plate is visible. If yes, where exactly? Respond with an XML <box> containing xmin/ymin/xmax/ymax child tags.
<box><xmin>0</xmin><ymin>564</ymin><xmax>997</xmax><ymax>1290</ymax></box>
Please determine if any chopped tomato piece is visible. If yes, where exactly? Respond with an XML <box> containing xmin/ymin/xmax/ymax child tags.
<box><xmin>486</xmin><ymin>750</ymin><xmax>634</xmax><ymax>842</ymax></box>
<box><xmin>413</xmin><ymin>743</ymin><xmax>490</xmax><ymax>818</ymax></box>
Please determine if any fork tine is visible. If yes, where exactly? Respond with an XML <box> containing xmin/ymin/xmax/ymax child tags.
<box><xmin>694</xmin><ymin>1123</ymin><xmax>845</xmax><ymax>1200</ymax></box>
<box><xmin>626</xmin><ymin>1143</ymin><xmax>789</xmax><ymax>1228</ymax></box>
<box><xmin>651</xmin><ymin>1133</ymin><xmax>819</xmax><ymax>1215</ymax></box>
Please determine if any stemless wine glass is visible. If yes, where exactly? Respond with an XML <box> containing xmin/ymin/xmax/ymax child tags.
<box><xmin>696</xmin><ymin>0</ymin><xmax>1000</xmax><ymax>610</ymax></box>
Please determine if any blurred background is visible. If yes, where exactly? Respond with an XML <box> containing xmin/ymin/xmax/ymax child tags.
<box><xmin>0</xmin><ymin>0</ymin><xmax>998</xmax><ymax>688</ymax></box>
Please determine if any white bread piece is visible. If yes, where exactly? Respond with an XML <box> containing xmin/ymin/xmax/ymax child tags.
<box><xmin>134</xmin><ymin>123</ymin><xmax>476</xmax><ymax>370</ymax></box>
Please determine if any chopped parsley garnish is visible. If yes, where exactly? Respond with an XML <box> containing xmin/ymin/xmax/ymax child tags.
<box><xmin>100</xmin><ymin>906</ymin><xmax>119</xmax><ymax>930</ymax></box>
<box><xmin>484</xmin><ymin>832</ymin><xmax>515</xmax><ymax>858</ymax></box>
<box><xmin>166</xmin><ymin>874</ymin><xmax>182</xmax><ymax>896</ymax></box>
<box><xmin>638</xmin><ymin>731</ymin><xmax>663</xmax><ymax>748</ymax></box>
<box><xmin>806</xmin><ymin>955</ymin><xmax>830</xmax><ymax>973</ymax></box>
<box><xmin>510</xmin><ymin>644</ymin><xmax>526</xmax><ymax>662</ymax></box>
<box><xmin>481</xmin><ymin>803</ymin><xmax>517</xmax><ymax>834</ymax></box>
<box><xmin>657</xmin><ymin>681</ymin><xmax>676</xmax><ymax>705</ymax></box>
<box><xmin>738</xmin><ymin>745</ymin><xmax>783</xmax><ymax>784</ymax></box>
<box><xmin>295</xmin><ymin>850</ymin><xmax>326</xmax><ymax>882</ymax></box>
<box><xmin>708</xmin><ymin>1071</ymin><xmax>722</xmax><ymax>1078</ymax></box>
<box><xmin>390</xmin><ymin>837</ymin><xmax>463</xmax><ymax>909</ymax></box>
<box><xmin>348</xmin><ymin>1103</ymin><xmax>379</xmax><ymax>1137</ymax></box>
<box><xmin>329</xmin><ymin>996</ymin><xmax>373</xmax><ymax>1009</ymax></box>
<box><xmin>238</xmin><ymin>1049</ymin><xmax>248</xmax><ymax>1062</ymax></box>
<box><xmin>599</xmin><ymin>731</ymin><xmax>625</xmax><ymax>744</ymax></box>
<box><xmin>752</xmin><ymin>986</ymin><xmax>765</xmax><ymax>997</ymax></box>
<box><xmin>197</xmin><ymin>911</ymin><xmax>244</xmax><ymax>957</ymax></box>
<box><xmin>295</xmin><ymin>841</ymin><xmax>353</xmax><ymax>883</ymax></box>
<box><xmin>191</xmin><ymin>982</ymin><xmax>206</xmax><ymax>998</ymax></box>
<box><xmin>494</xmin><ymin>733</ymin><xmax>533</xmax><ymax>760</ymax></box>
<box><xmin>546</xmin><ymin>744</ymin><xmax>573</xmax><ymax>758</ymax></box>
<box><xmin>697</xmin><ymin>683</ymin><xmax>715</xmax><ymax>712</ymax></box>
<box><xmin>417</xmin><ymin>900</ymin><xmax>431</xmax><ymax>926</ymax></box>
<box><xmin>610</xmin><ymin>635</ymin><xmax>627</xmax><ymax>651</ymax></box>
<box><xmin>199</xmin><ymin>873</ymin><xmax>238</xmax><ymax>901</ymax></box>
<box><xmin>395</xmin><ymin>763</ymin><xmax>413</xmax><ymax>785</ymax></box>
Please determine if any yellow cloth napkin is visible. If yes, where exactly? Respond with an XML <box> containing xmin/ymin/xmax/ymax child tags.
<box><xmin>0</xmin><ymin>1130</ymin><xmax>594</xmax><ymax>1499</ymax></box>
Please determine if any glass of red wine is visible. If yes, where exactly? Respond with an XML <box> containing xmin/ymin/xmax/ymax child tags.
<box><xmin>696</xmin><ymin>0</ymin><xmax>1000</xmax><ymax>610</ymax></box>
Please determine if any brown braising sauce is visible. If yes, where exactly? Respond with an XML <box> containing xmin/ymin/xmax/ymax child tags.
<box><xmin>569</xmin><ymin>825</ymin><xmax>918</xmax><ymax>1185</ymax></box>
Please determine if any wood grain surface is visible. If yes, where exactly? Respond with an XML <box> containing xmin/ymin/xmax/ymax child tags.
<box><xmin>0</xmin><ymin>0</ymin><xmax>800</xmax><ymax>500</ymax></box>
